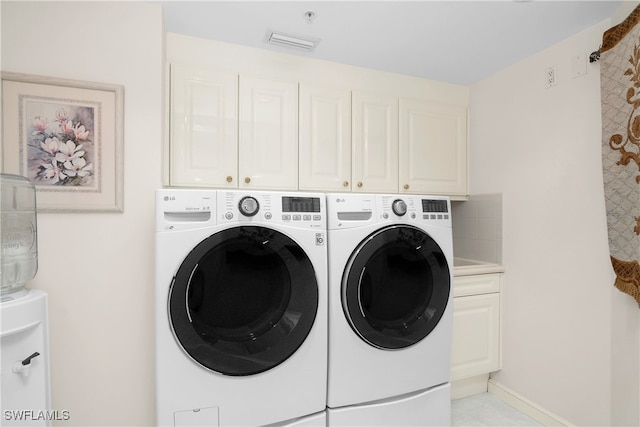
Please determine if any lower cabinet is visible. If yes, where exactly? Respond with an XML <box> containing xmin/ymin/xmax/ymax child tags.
<box><xmin>450</xmin><ymin>272</ymin><xmax>501</xmax><ymax>398</ymax></box>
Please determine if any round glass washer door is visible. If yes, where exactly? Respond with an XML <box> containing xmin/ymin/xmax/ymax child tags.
<box><xmin>342</xmin><ymin>224</ymin><xmax>450</xmax><ymax>350</ymax></box>
<box><xmin>169</xmin><ymin>225</ymin><xmax>319</xmax><ymax>376</ymax></box>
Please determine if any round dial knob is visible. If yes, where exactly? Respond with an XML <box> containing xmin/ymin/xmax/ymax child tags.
<box><xmin>392</xmin><ymin>199</ymin><xmax>407</xmax><ymax>216</ymax></box>
<box><xmin>238</xmin><ymin>196</ymin><xmax>259</xmax><ymax>217</ymax></box>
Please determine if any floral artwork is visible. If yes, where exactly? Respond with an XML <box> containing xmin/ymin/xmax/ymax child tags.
<box><xmin>2</xmin><ymin>72</ymin><xmax>123</xmax><ymax>211</ymax></box>
<box><xmin>26</xmin><ymin>102</ymin><xmax>97</xmax><ymax>189</ymax></box>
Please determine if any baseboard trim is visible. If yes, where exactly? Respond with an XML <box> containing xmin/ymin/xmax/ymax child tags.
<box><xmin>451</xmin><ymin>374</ymin><xmax>489</xmax><ymax>400</ymax></box>
<box><xmin>488</xmin><ymin>379</ymin><xmax>573</xmax><ymax>426</ymax></box>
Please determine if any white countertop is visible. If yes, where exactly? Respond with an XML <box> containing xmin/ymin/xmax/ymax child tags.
<box><xmin>453</xmin><ymin>258</ymin><xmax>505</xmax><ymax>277</ymax></box>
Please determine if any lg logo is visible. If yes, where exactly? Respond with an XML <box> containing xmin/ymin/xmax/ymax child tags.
<box><xmin>164</xmin><ymin>196</ymin><xmax>176</xmax><ymax>201</ymax></box>
<box><xmin>336</xmin><ymin>198</ymin><xmax>345</xmax><ymax>203</ymax></box>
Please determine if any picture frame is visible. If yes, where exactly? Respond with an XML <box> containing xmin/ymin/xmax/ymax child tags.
<box><xmin>1</xmin><ymin>71</ymin><xmax>124</xmax><ymax>212</ymax></box>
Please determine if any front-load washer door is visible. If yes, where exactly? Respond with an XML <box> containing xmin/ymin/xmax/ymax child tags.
<box><xmin>342</xmin><ymin>224</ymin><xmax>450</xmax><ymax>350</ymax></box>
<box><xmin>169</xmin><ymin>225</ymin><xmax>318</xmax><ymax>376</ymax></box>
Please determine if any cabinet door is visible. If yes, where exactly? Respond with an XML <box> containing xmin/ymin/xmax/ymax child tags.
<box><xmin>399</xmin><ymin>99</ymin><xmax>467</xmax><ymax>196</ymax></box>
<box><xmin>453</xmin><ymin>273</ymin><xmax>501</xmax><ymax>298</ymax></box>
<box><xmin>299</xmin><ymin>84</ymin><xmax>351</xmax><ymax>191</ymax></box>
<box><xmin>239</xmin><ymin>75</ymin><xmax>298</xmax><ymax>190</ymax></box>
<box><xmin>352</xmin><ymin>92</ymin><xmax>398</xmax><ymax>193</ymax></box>
<box><xmin>170</xmin><ymin>64</ymin><xmax>238</xmax><ymax>187</ymax></box>
<box><xmin>450</xmin><ymin>293</ymin><xmax>500</xmax><ymax>381</ymax></box>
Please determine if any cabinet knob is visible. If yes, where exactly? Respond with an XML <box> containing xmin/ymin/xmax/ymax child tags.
<box><xmin>403</xmin><ymin>184</ymin><xmax>409</xmax><ymax>190</ymax></box>
<box><xmin>343</xmin><ymin>181</ymin><xmax>349</xmax><ymax>187</ymax></box>
<box><xmin>244</xmin><ymin>177</ymin><xmax>251</xmax><ymax>184</ymax></box>
<box><xmin>357</xmin><ymin>182</ymin><xmax>363</xmax><ymax>188</ymax></box>
<box><xmin>226</xmin><ymin>176</ymin><xmax>233</xmax><ymax>183</ymax></box>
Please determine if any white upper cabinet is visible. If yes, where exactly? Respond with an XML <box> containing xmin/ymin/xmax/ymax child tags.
<box><xmin>239</xmin><ymin>75</ymin><xmax>298</xmax><ymax>190</ymax></box>
<box><xmin>399</xmin><ymin>99</ymin><xmax>467</xmax><ymax>196</ymax></box>
<box><xmin>169</xmin><ymin>64</ymin><xmax>238</xmax><ymax>188</ymax></box>
<box><xmin>168</xmin><ymin>66</ymin><xmax>298</xmax><ymax>189</ymax></box>
<box><xmin>166</xmin><ymin>36</ymin><xmax>469</xmax><ymax>197</ymax></box>
<box><xmin>352</xmin><ymin>91</ymin><xmax>399</xmax><ymax>193</ymax></box>
<box><xmin>299</xmin><ymin>84</ymin><xmax>351</xmax><ymax>191</ymax></box>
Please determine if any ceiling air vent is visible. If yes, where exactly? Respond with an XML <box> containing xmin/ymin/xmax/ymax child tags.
<box><xmin>265</xmin><ymin>30</ymin><xmax>320</xmax><ymax>51</ymax></box>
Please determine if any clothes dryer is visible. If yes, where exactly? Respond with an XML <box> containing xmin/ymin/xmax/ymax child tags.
<box><xmin>325</xmin><ymin>193</ymin><xmax>453</xmax><ymax>426</ymax></box>
<box><xmin>155</xmin><ymin>189</ymin><xmax>327</xmax><ymax>426</ymax></box>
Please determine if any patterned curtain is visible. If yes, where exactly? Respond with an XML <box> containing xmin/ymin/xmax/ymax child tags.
<box><xmin>601</xmin><ymin>5</ymin><xmax>640</xmax><ymax>306</ymax></box>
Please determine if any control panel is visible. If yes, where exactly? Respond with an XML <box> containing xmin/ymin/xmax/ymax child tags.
<box><xmin>219</xmin><ymin>191</ymin><xmax>325</xmax><ymax>228</ymax></box>
<box><xmin>157</xmin><ymin>190</ymin><xmax>327</xmax><ymax>231</ymax></box>
<box><xmin>379</xmin><ymin>195</ymin><xmax>450</xmax><ymax>224</ymax></box>
<box><xmin>327</xmin><ymin>193</ymin><xmax>450</xmax><ymax>230</ymax></box>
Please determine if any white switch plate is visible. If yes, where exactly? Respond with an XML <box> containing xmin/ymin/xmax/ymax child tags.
<box><xmin>572</xmin><ymin>52</ymin><xmax>587</xmax><ymax>78</ymax></box>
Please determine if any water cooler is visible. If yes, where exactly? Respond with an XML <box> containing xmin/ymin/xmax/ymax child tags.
<box><xmin>1</xmin><ymin>174</ymin><xmax>51</xmax><ymax>426</ymax></box>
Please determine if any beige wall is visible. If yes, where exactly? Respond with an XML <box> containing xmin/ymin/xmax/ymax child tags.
<box><xmin>2</xmin><ymin>2</ymin><xmax>163</xmax><ymax>425</ymax></box>
<box><xmin>469</xmin><ymin>9</ymin><xmax>640</xmax><ymax>426</ymax></box>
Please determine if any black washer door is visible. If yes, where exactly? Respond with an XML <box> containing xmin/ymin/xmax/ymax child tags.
<box><xmin>169</xmin><ymin>226</ymin><xmax>318</xmax><ymax>376</ymax></box>
<box><xmin>342</xmin><ymin>225</ymin><xmax>450</xmax><ymax>349</ymax></box>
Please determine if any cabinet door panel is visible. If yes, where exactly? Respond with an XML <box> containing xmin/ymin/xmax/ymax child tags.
<box><xmin>453</xmin><ymin>273</ymin><xmax>501</xmax><ymax>298</ymax></box>
<box><xmin>299</xmin><ymin>84</ymin><xmax>351</xmax><ymax>191</ymax></box>
<box><xmin>400</xmin><ymin>99</ymin><xmax>467</xmax><ymax>195</ymax></box>
<box><xmin>352</xmin><ymin>92</ymin><xmax>398</xmax><ymax>193</ymax></box>
<box><xmin>170</xmin><ymin>64</ymin><xmax>237</xmax><ymax>187</ymax></box>
<box><xmin>239</xmin><ymin>75</ymin><xmax>298</xmax><ymax>189</ymax></box>
<box><xmin>451</xmin><ymin>293</ymin><xmax>500</xmax><ymax>381</ymax></box>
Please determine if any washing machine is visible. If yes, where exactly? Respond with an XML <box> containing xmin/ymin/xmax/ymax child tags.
<box><xmin>155</xmin><ymin>189</ymin><xmax>328</xmax><ymax>427</ymax></box>
<box><xmin>325</xmin><ymin>193</ymin><xmax>453</xmax><ymax>426</ymax></box>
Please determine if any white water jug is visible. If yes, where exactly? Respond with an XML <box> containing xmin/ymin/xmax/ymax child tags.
<box><xmin>1</xmin><ymin>174</ymin><xmax>38</xmax><ymax>295</ymax></box>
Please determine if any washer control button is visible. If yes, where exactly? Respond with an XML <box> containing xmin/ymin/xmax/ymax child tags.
<box><xmin>238</xmin><ymin>196</ymin><xmax>259</xmax><ymax>217</ymax></box>
<box><xmin>224</xmin><ymin>212</ymin><xmax>233</xmax><ymax>220</ymax></box>
<box><xmin>264</xmin><ymin>212</ymin><xmax>272</xmax><ymax>220</ymax></box>
<box><xmin>392</xmin><ymin>199</ymin><xmax>407</xmax><ymax>216</ymax></box>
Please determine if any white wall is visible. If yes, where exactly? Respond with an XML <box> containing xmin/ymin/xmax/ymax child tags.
<box><xmin>469</xmin><ymin>12</ymin><xmax>639</xmax><ymax>427</ymax></box>
<box><xmin>166</xmin><ymin>33</ymin><xmax>468</xmax><ymax>102</ymax></box>
<box><xmin>1</xmin><ymin>2</ymin><xmax>163</xmax><ymax>425</ymax></box>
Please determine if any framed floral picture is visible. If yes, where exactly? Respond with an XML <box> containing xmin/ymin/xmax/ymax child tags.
<box><xmin>1</xmin><ymin>72</ymin><xmax>124</xmax><ymax>212</ymax></box>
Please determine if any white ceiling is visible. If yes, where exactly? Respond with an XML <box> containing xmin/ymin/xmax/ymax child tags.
<box><xmin>158</xmin><ymin>1</ymin><xmax>622</xmax><ymax>85</ymax></box>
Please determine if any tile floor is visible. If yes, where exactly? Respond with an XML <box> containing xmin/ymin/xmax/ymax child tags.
<box><xmin>452</xmin><ymin>393</ymin><xmax>542</xmax><ymax>426</ymax></box>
